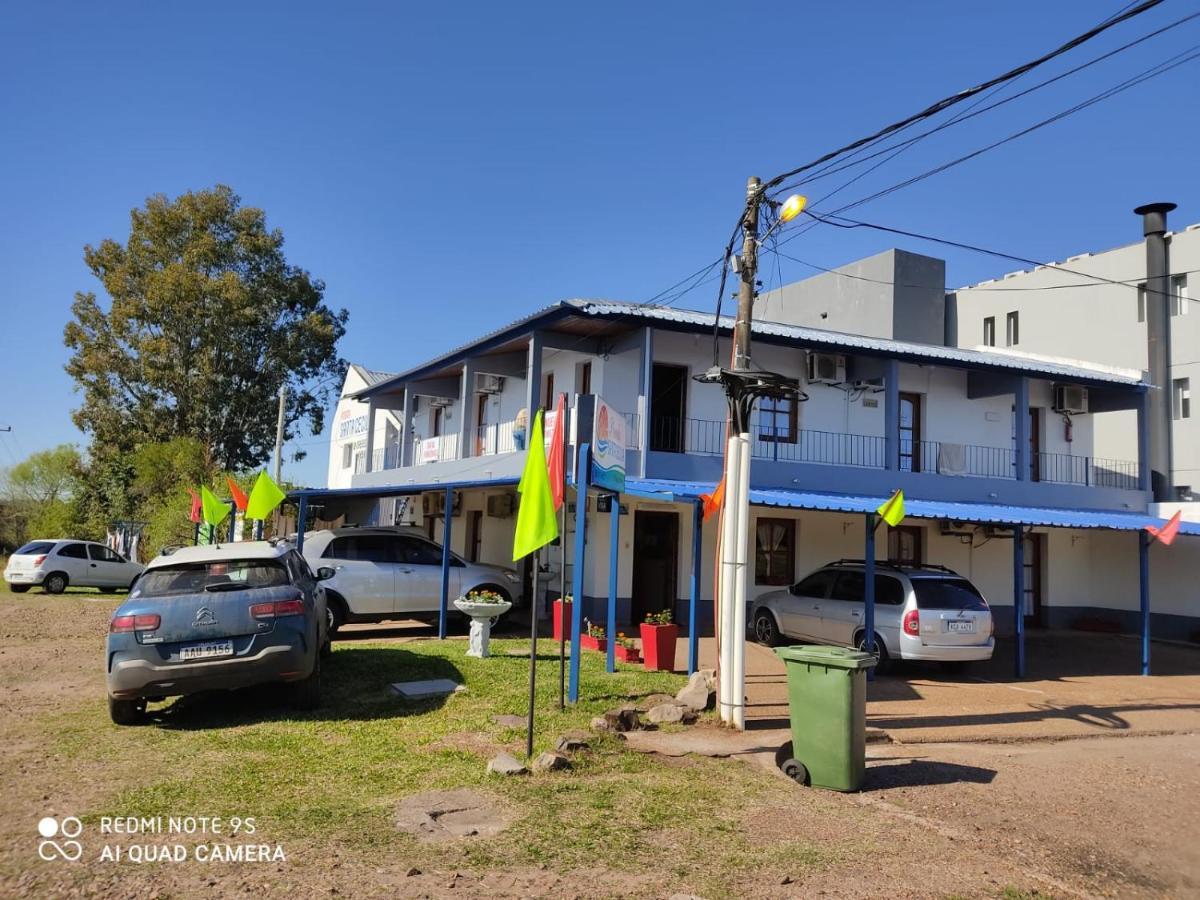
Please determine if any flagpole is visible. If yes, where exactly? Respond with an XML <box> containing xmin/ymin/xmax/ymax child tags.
<box><xmin>527</xmin><ymin>547</ymin><xmax>539</xmax><ymax>759</ymax></box>
<box><xmin>559</xmin><ymin>498</ymin><xmax>567</xmax><ymax>711</ymax></box>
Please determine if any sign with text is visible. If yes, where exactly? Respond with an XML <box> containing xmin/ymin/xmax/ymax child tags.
<box><xmin>590</xmin><ymin>398</ymin><xmax>626</xmax><ymax>493</ymax></box>
<box><xmin>420</xmin><ymin>437</ymin><xmax>441</xmax><ymax>464</ymax></box>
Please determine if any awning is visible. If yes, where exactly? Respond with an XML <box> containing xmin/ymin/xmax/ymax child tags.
<box><xmin>624</xmin><ymin>478</ymin><xmax>1200</xmax><ymax>536</ymax></box>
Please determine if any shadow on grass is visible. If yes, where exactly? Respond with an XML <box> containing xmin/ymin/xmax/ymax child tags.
<box><xmin>144</xmin><ymin>647</ymin><xmax>464</xmax><ymax>730</ymax></box>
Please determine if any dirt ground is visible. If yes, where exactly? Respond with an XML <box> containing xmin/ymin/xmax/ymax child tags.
<box><xmin>2</xmin><ymin>593</ymin><xmax>1198</xmax><ymax>899</ymax></box>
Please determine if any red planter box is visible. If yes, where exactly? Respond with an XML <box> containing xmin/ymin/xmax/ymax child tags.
<box><xmin>552</xmin><ymin>599</ymin><xmax>573</xmax><ymax>642</ymax></box>
<box><xmin>640</xmin><ymin>623</ymin><xmax>679</xmax><ymax>672</ymax></box>
<box><xmin>581</xmin><ymin>635</ymin><xmax>607</xmax><ymax>652</ymax></box>
<box><xmin>614</xmin><ymin>645</ymin><xmax>641</xmax><ymax>664</ymax></box>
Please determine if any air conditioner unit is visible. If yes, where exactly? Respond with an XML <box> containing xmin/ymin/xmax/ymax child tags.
<box><xmin>486</xmin><ymin>493</ymin><xmax>515</xmax><ymax>518</ymax></box>
<box><xmin>1053</xmin><ymin>385</ymin><xmax>1089</xmax><ymax>415</ymax></box>
<box><xmin>422</xmin><ymin>491</ymin><xmax>462</xmax><ymax>517</ymax></box>
<box><xmin>428</xmin><ymin>397</ymin><xmax>453</xmax><ymax>408</ymax></box>
<box><xmin>806</xmin><ymin>352</ymin><xmax>846</xmax><ymax>385</ymax></box>
<box><xmin>477</xmin><ymin>374</ymin><xmax>505</xmax><ymax>395</ymax></box>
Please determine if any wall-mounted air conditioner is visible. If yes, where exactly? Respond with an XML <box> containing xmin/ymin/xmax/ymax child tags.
<box><xmin>1052</xmin><ymin>385</ymin><xmax>1088</xmax><ymax>415</ymax></box>
<box><xmin>422</xmin><ymin>491</ymin><xmax>462</xmax><ymax>517</ymax></box>
<box><xmin>477</xmin><ymin>374</ymin><xmax>505</xmax><ymax>395</ymax></box>
<box><xmin>806</xmin><ymin>352</ymin><xmax>846</xmax><ymax>385</ymax></box>
<box><xmin>486</xmin><ymin>493</ymin><xmax>515</xmax><ymax>518</ymax></box>
<box><xmin>428</xmin><ymin>397</ymin><xmax>453</xmax><ymax>408</ymax></box>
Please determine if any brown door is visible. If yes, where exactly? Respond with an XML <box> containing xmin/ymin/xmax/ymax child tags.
<box><xmin>475</xmin><ymin>395</ymin><xmax>490</xmax><ymax>455</ymax></box>
<box><xmin>467</xmin><ymin>510</ymin><xmax>483</xmax><ymax>563</ymax></box>
<box><xmin>650</xmin><ymin>364</ymin><xmax>688</xmax><ymax>453</ymax></box>
<box><xmin>1022</xmin><ymin>534</ymin><xmax>1044</xmax><ymax>626</ymax></box>
<box><xmin>899</xmin><ymin>392</ymin><xmax>923</xmax><ymax>472</ymax></box>
<box><xmin>887</xmin><ymin>525</ymin><xmax>924</xmax><ymax>566</ymax></box>
<box><xmin>631</xmin><ymin>511</ymin><xmax>679</xmax><ymax>622</ymax></box>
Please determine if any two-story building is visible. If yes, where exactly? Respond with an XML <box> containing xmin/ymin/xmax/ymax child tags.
<box><xmin>299</xmin><ymin>248</ymin><xmax>1198</xmax><ymax>683</ymax></box>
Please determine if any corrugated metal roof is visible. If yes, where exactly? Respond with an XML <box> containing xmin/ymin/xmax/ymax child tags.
<box><xmin>349</xmin><ymin>363</ymin><xmax>399</xmax><ymax>387</ymax></box>
<box><xmin>625</xmin><ymin>478</ymin><xmax>1199</xmax><ymax>536</ymax></box>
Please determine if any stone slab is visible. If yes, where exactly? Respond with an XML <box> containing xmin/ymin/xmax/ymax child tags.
<box><xmin>390</xmin><ymin>679</ymin><xmax>465</xmax><ymax>700</ymax></box>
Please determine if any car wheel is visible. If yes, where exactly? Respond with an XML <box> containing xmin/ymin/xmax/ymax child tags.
<box><xmin>9</xmin><ymin>585</ymin><xmax>30</xmax><ymax>594</ymax></box>
<box><xmin>325</xmin><ymin>593</ymin><xmax>345</xmax><ymax>638</ymax></box>
<box><xmin>753</xmin><ymin>609</ymin><xmax>781</xmax><ymax>646</ymax></box>
<box><xmin>108</xmin><ymin>697</ymin><xmax>146</xmax><ymax>726</ymax></box>
<box><xmin>43</xmin><ymin>572</ymin><xmax>68</xmax><ymax>595</ymax></box>
<box><xmin>289</xmin><ymin>654</ymin><xmax>321</xmax><ymax>711</ymax></box>
<box><xmin>857</xmin><ymin>631</ymin><xmax>892</xmax><ymax>675</ymax></box>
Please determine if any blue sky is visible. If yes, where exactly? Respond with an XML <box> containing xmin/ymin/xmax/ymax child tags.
<box><xmin>2</xmin><ymin>1</ymin><xmax>1198</xmax><ymax>486</ymax></box>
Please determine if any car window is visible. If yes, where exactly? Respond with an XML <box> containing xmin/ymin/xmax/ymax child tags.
<box><xmin>323</xmin><ymin>535</ymin><xmax>396</xmax><ymax>563</ymax></box>
<box><xmin>57</xmin><ymin>543</ymin><xmax>87</xmax><ymax>559</ymax></box>
<box><xmin>88</xmin><ymin>545</ymin><xmax>124</xmax><ymax>563</ymax></box>
<box><xmin>16</xmin><ymin>541</ymin><xmax>56</xmax><ymax>556</ymax></box>
<box><xmin>877</xmin><ymin>575</ymin><xmax>904</xmax><ymax>606</ymax></box>
<box><xmin>135</xmin><ymin>560</ymin><xmax>291</xmax><ymax>597</ymax></box>
<box><xmin>792</xmin><ymin>570</ymin><xmax>835</xmax><ymax>598</ymax></box>
<box><xmin>286</xmin><ymin>551</ymin><xmax>314</xmax><ymax>583</ymax></box>
<box><xmin>831</xmin><ymin>572</ymin><xmax>866</xmax><ymax>603</ymax></box>
<box><xmin>397</xmin><ymin>537</ymin><xmax>444</xmax><ymax>566</ymax></box>
<box><xmin>912</xmin><ymin>578</ymin><xmax>988</xmax><ymax>611</ymax></box>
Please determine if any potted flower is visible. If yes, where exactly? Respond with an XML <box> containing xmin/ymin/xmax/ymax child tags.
<box><xmin>614</xmin><ymin>632</ymin><xmax>640</xmax><ymax>664</ymax></box>
<box><xmin>640</xmin><ymin>609</ymin><xmax>679</xmax><ymax>672</ymax></box>
<box><xmin>552</xmin><ymin>593</ymin><xmax>573</xmax><ymax>643</ymax></box>
<box><xmin>453</xmin><ymin>589</ymin><xmax>513</xmax><ymax>658</ymax></box>
<box><xmin>580</xmin><ymin>618</ymin><xmax>607</xmax><ymax>653</ymax></box>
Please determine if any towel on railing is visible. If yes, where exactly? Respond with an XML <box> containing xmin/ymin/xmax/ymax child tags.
<box><xmin>937</xmin><ymin>442</ymin><xmax>968</xmax><ymax>476</ymax></box>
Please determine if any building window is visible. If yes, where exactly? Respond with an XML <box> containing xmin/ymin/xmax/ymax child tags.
<box><xmin>432</xmin><ymin>406</ymin><xmax>445</xmax><ymax>437</ymax></box>
<box><xmin>983</xmin><ymin>316</ymin><xmax>996</xmax><ymax>347</ymax></box>
<box><xmin>1172</xmin><ymin>275</ymin><xmax>1189</xmax><ymax>317</ymax></box>
<box><xmin>1138</xmin><ymin>283</ymin><xmax>1147</xmax><ymax>322</ymax></box>
<box><xmin>1173</xmin><ymin>378</ymin><xmax>1191</xmax><ymax>420</ymax></box>
<box><xmin>1005</xmin><ymin>311</ymin><xmax>1019</xmax><ymax>346</ymax></box>
<box><xmin>341</xmin><ymin>443</ymin><xmax>353</xmax><ymax>469</ymax></box>
<box><xmin>888</xmin><ymin>526</ymin><xmax>923</xmax><ymax>566</ymax></box>
<box><xmin>754</xmin><ymin>518</ymin><xmax>795</xmax><ymax>586</ymax></box>
<box><xmin>757</xmin><ymin>396</ymin><xmax>798</xmax><ymax>443</ymax></box>
<box><xmin>543</xmin><ymin>372</ymin><xmax>554</xmax><ymax>411</ymax></box>
<box><xmin>579</xmin><ymin>361</ymin><xmax>592</xmax><ymax>396</ymax></box>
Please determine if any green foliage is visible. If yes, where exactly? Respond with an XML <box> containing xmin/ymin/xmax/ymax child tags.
<box><xmin>0</xmin><ymin>445</ymin><xmax>89</xmax><ymax>547</ymax></box>
<box><xmin>63</xmin><ymin>184</ymin><xmax>348</xmax><ymax>471</ymax></box>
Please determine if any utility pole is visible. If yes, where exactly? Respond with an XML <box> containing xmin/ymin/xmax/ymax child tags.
<box><xmin>732</xmin><ymin>177</ymin><xmax>761</xmax><ymax>372</ymax></box>
<box><xmin>273</xmin><ymin>384</ymin><xmax>287</xmax><ymax>484</ymax></box>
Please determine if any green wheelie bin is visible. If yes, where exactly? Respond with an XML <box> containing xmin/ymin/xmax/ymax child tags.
<box><xmin>774</xmin><ymin>645</ymin><xmax>875</xmax><ymax>792</ymax></box>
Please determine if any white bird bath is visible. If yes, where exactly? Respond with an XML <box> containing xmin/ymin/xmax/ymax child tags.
<box><xmin>454</xmin><ymin>598</ymin><xmax>513</xmax><ymax>658</ymax></box>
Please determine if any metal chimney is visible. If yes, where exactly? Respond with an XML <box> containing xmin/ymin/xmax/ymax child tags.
<box><xmin>1134</xmin><ymin>201</ymin><xmax>1177</xmax><ymax>501</ymax></box>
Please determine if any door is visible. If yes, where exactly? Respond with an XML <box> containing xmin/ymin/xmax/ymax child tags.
<box><xmin>475</xmin><ymin>394</ymin><xmax>490</xmax><ymax>455</ymax></box>
<box><xmin>87</xmin><ymin>544</ymin><xmax>129</xmax><ymax>588</ymax></box>
<box><xmin>631</xmin><ymin>511</ymin><xmax>678</xmax><ymax>622</ymax></box>
<box><xmin>899</xmin><ymin>393</ymin><xmax>923</xmax><ymax>472</ymax></box>
<box><xmin>649</xmin><ymin>363</ymin><xmax>688</xmax><ymax>453</ymax></box>
<box><xmin>824</xmin><ymin>571</ymin><xmax>867</xmax><ymax>644</ymax></box>
<box><xmin>54</xmin><ymin>542</ymin><xmax>90</xmax><ymax>584</ymax></box>
<box><xmin>1022</xmin><ymin>534</ymin><xmax>1044</xmax><ymax>627</ymax></box>
<box><xmin>322</xmin><ymin>534</ymin><xmax>396</xmax><ymax>615</ymax></box>
<box><xmin>466</xmin><ymin>510</ymin><xmax>483</xmax><ymax>563</ymax></box>
<box><xmin>778</xmin><ymin>569</ymin><xmax>835</xmax><ymax>639</ymax></box>
<box><xmin>394</xmin><ymin>535</ymin><xmax>459</xmax><ymax>614</ymax></box>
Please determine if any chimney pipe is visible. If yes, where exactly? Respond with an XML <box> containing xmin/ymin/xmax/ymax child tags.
<box><xmin>1134</xmin><ymin>201</ymin><xmax>1177</xmax><ymax>502</ymax></box>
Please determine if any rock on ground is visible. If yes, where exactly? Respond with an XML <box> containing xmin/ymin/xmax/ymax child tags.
<box><xmin>647</xmin><ymin>703</ymin><xmax>688</xmax><ymax>725</ymax></box>
<box><xmin>491</xmin><ymin>714</ymin><xmax>527</xmax><ymax>728</ymax></box>
<box><xmin>394</xmin><ymin>789</ymin><xmax>510</xmax><ymax>841</ymax></box>
<box><xmin>486</xmin><ymin>753</ymin><xmax>528</xmax><ymax>776</ymax></box>
<box><xmin>675</xmin><ymin>671</ymin><xmax>715</xmax><ymax>712</ymax></box>
<box><xmin>556</xmin><ymin>732</ymin><xmax>591</xmax><ymax>753</ymax></box>
<box><xmin>532</xmin><ymin>751</ymin><xmax>570</xmax><ymax>772</ymax></box>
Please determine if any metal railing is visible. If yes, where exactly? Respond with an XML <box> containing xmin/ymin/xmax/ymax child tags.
<box><xmin>370</xmin><ymin>445</ymin><xmax>403</xmax><ymax>472</ymax></box>
<box><xmin>413</xmin><ymin>433</ymin><xmax>460</xmax><ymax>466</ymax></box>
<box><xmin>1036</xmin><ymin>451</ymin><xmax>1140</xmax><ymax>491</ymax></box>
<box><xmin>474</xmin><ymin>420</ymin><xmax>518</xmax><ymax>456</ymax></box>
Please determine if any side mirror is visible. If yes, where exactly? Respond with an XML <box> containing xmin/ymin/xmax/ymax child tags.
<box><xmin>316</xmin><ymin>567</ymin><xmax>337</xmax><ymax>582</ymax></box>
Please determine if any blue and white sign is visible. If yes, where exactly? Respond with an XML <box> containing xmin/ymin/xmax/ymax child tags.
<box><xmin>591</xmin><ymin>398</ymin><xmax>626</xmax><ymax>493</ymax></box>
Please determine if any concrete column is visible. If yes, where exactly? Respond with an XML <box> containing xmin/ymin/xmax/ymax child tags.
<box><xmin>639</xmin><ymin>327</ymin><xmax>653</xmax><ymax>475</ymax></box>
<box><xmin>459</xmin><ymin>360</ymin><xmax>477</xmax><ymax>459</ymax></box>
<box><xmin>1014</xmin><ymin>377</ymin><xmax>1031</xmax><ymax>482</ymax></box>
<box><xmin>364</xmin><ymin>402</ymin><xmax>377</xmax><ymax>473</ymax></box>
<box><xmin>400</xmin><ymin>387</ymin><xmax>415</xmax><ymax>467</ymax></box>
<box><xmin>884</xmin><ymin>359</ymin><xmax>900</xmax><ymax>470</ymax></box>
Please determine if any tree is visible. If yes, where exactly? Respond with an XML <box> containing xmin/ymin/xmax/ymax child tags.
<box><xmin>0</xmin><ymin>445</ymin><xmax>86</xmax><ymax>542</ymax></box>
<box><xmin>64</xmin><ymin>185</ymin><xmax>348</xmax><ymax>471</ymax></box>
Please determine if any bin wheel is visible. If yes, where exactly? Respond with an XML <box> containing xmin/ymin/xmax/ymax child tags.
<box><xmin>781</xmin><ymin>758</ymin><xmax>809</xmax><ymax>786</ymax></box>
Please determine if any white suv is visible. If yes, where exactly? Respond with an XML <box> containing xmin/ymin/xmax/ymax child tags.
<box><xmin>300</xmin><ymin>527</ymin><xmax>522</xmax><ymax>635</ymax></box>
<box><xmin>4</xmin><ymin>539</ymin><xmax>145</xmax><ymax>594</ymax></box>
<box><xmin>752</xmin><ymin>560</ymin><xmax>994</xmax><ymax>672</ymax></box>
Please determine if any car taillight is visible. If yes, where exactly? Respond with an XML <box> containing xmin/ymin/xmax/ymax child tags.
<box><xmin>33</xmin><ymin>555</ymin><xmax>47</xmax><ymax>566</ymax></box>
<box><xmin>110</xmin><ymin>614</ymin><xmax>160</xmax><ymax>633</ymax></box>
<box><xmin>250</xmin><ymin>598</ymin><xmax>305</xmax><ymax>618</ymax></box>
<box><xmin>902</xmin><ymin>609</ymin><xmax>920</xmax><ymax>636</ymax></box>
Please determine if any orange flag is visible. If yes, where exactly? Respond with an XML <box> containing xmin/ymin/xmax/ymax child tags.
<box><xmin>226</xmin><ymin>477</ymin><xmax>249</xmax><ymax>512</ymax></box>
<box><xmin>546</xmin><ymin>393</ymin><xmax>566</xmax><ymax>512</ymax></box>
<box><xmin>186</xmin><ymin>488</ymin><xmax>202</xmax><ymax>524</ymax></box>
<box><xmin>1145</xmin><ymin>509</ymin><xmax>1183</xmax><ymax>546</ymax></box>
<box><xmin>700</xmin><ymin>477</ymin><xmax>725</xmax><ymax>521</ymax></box>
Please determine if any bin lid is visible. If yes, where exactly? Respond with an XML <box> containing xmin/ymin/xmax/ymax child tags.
<box><xmin>775</xmin><ymin>645</ymin><xmax>877</xmax><ymax>670</ymax></box>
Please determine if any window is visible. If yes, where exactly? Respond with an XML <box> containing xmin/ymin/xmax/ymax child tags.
<box><xmin>432</xmin><ymin>405</ymin><xmax>445</xmax><ymax>437</ymax></box>
<box><xmin>830</xmin><ymin>572</ymin><xmax>865</xmax><ymax>603</ymax></box>
<box><xmin>396</xmin><ymin>537</ymin><xmax>444</xmax><ymax>566</ymax></box>
<box><xmin>16</xmin><ymin>541</ymin><xmax>56</xmax><ymax>556</ymax></box>
<box><xmin>754</xmin><ymin>518</ymin><xmax>795</xmax><ymax>586</ymax></box>
<box><xmin>543</xmin><ymin>372</ymin><xmax>555</xmax><ymax>411</ymax></box>
<box><xmin>899</xmin><ymin>393</ymin><xmax>922</xmax><ymax>473</ymax></box>
<box><xmin>1005</xmin><ymin>311</ymin><xmax>1019</xmax><ymax>346</ymax></box>
<box><xmin>875</xmin><ymin>576</ymin><xmax>905</xmax><ymax>606</ymax></box>
<box><xmin>792</xmin><ymin>570</ymin><xmax>835</xmax><ymax>598</ymax></box>
<box><xmin>324</xmin><ymin>535</ymin><xmax>396</xmax><ymax>563</ymax></box>
<box><xmin>341</xmin><ymin>443</ymin><xmax>353</xmax><ymax>469</ymax></box>
<box><xmin>912</xmin><ymin>578</ymin><xmax>988</xmax><ymax>611</ymax></box>
<box><xmin>88</xmin><ymin>544</ymin><xmax>125</xmax><ymax>563</ymax></box>
<box><xmin>887</xmin><ymin>526</ymin><xmax>923</xmax><ymax>566</ymax></box>
<box><xmin>579</xmin><ymin>361</ymin><xmax>592</xmax><ymax>396</ymax></box>
<box><xmin>1173</xmin><ymin>378</ymin><xmax>1191</xmax><ymax>420</ymax></box>
<box><xmin>135</xmin><ymin>560</ymin><xmax>291</xmax><ymax>597</ymax></box>
<box><xmin>57</xmin><ymin>543</ymin><xmax>87</xmax><ymax>559</ymax></box>
<box><xmin>1172</xmin><ymin>274</ymin><xmax>1189</xmax><ymax>317</ymax></box>
<box><xmin>983</xmin><ymin>316</ymin><xmax>996</xmax><ymax>347</ymax></box>
<box><xmin>1138</xmin><ymin>283</ymin><xmax>1147</xmax><ymax>323</ymax></box>
<box><xmin>757</xmin><ymin>396</ymin><xmax>798</xmax><ymax>443</ymax></box>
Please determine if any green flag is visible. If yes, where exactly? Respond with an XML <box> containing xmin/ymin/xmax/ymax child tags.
<box><xmin>200</xmin><ymin>485</ymin><xmax>229</xmax><ymax>527</ymax></box>
<box><xmin>246</xmin><ymin>470</ymin><xmax>286</xmax><ymax>520</ymax></box>
<box><xmin>876</xmin><ymin>489</ymin><xmax>906</xmax><ymax>527</ymax></box>
<box><xmin>512</xmin><ymin>410</ymin><xmax>558</xmax><ymax>560</ymax></box>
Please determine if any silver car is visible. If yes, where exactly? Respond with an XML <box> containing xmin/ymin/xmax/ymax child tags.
<box><xmin>751</xmin><ymin>560</ymin><xmax>995</xmax><ymax>671</ymax></box>
<box><xmin>4</xmin><ymin>539</ymin><xmax>144</xmax><ymax>594</ymax></box>
<box><xmin>300</xmin><ymin>526</ymin><xmax>523</xmax><ymax>635</ymax></box>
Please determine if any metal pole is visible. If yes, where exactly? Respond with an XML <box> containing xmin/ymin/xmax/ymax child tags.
<box><xmin>1013</xmin><ymin>524</ymin><xmax>1025</xmax><ymax>678</ymax></box>
<box><xmin>227</xmin><ymin>501</ymin><xmax>237</xmax><ymax>543</ymax></box>
<box><xmin>438</xmin><ymin>486</ymin><xmax>453</xmax><ymax>640</ymax></box>
<box><xmin>688</xmin><ymin>501</ymin><xmax>703</xmax><ymax>675</ymax></box>
<box><xmin>295</xmin><ymin>495</ymin><xmax>308</xmax><ymax>554</ymax></box>
<box><xmin>1139</xmin><ymin>530</ymin><xmax>1152</xmax><ymax>676</ymax></box>
<box><xmin>864</xmin><ymin>513</ymin><xmax>876</xmax><ymax>682</ymax></box>
<box><xmin>568</xmin><ymin>443</ymin><xmax>590</xmax><ymax>703</ymax></box>
<box><xmin>606</xmin><ymin>495</ymin><xmax>619</xmax><ymax>673</ymax></box>
<box><xmin>1135</xmin><ymin>202</ymin><xmax>1177</xmax><ymax>501</ymax></box>
<box><xmin>526</xmin><ymin>548</ymin><xmax>539</xmax><ymax>759</ymax></box>
<box><xmin>559</xmin><ymin>496</ymin><xmax>567</xmax><ymax>710</ymax></box>
<box><xmin>273</xmin><ymin>384</ymin><xmax>287</xmax><ymax>484</ymax></box>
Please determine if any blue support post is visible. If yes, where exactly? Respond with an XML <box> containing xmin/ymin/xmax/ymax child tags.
<box><xmin>438</xmin><ymin>486</ymin><xmax>453</xmax><ymax>640</ymax></box>
<box><xmin>1013</xmin><ymin>524</ymin><xmax>1025</xmax><ymax>677</ymax></box>
<box><xmin>688</xmin><ymin>501</ymin><xmax>703</xmax><ymax>676</ymax></box>
<box><xmin>1014</xmin><ymin>378</ymin><xmax>1031</xmax><ymax>481</ymax></box>
<box><xmin>568</xmin><ymin>443</ymin><xmax>591</xmax><ymax>703</ymax></box>
<box><xmin>864</xmin><ymin>513</ymin><xmax>876</xmax><ymax>681</ymax></box>
<box><xmin>884</xmin><ymin>359</ymin><xmax>900</xmax><ymax>470</ymax></box>
<box><xmin>1139</xmin><ymin>530</ymin><xmax>1151</xmax><ymax>676</ymax></box>
<box><xmin>295</xmin><ymin>495</ymin><xmax>308</xmax><ymax>554</ymax></box>
<box><xmin>606</xmin><ymin>494</ymin><xmax>619</xmax><ymax>674</ymax></box>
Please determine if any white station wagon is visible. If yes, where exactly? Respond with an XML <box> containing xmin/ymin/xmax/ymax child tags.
<box><xmin>751</xmin><ymin>560</ymin><xmax>995</xmax><ymax>672</ymax></box>
<box><xmin>4</xmin><ymin>539</ymin><xmax>144</xmax><ymax>594</ymax></box>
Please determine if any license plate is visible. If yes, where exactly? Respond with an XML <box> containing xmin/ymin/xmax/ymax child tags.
<box><xmin>947</xmin><ymin>620</ymin><xmax>975</xmax><ymax>634</ymax></box>
<box><xmin>180</xmin><ymin>640</ymin><xmax>234</xmax><ymax>661</ymax></box>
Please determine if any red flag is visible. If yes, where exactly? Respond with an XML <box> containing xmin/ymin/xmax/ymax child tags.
<box><xmin>546</xmin><ymin>393</ymin><xmax>566</xmax><ymax>511</ymax></box>
<box><xmin>700</xmin><ymin>477</ymin><xmax>725</xmax><ymax>521</ymax></box>
<box><xmin>187</xmin><ymin>488</ymin><xmax>202</xmax><ymax>524</ymax></box>
<box><xmin>1145</xmin><ymin>509</ymin><xmax>1183</xmax><ymax>546</ymax></box>
<box><xmin>226</xmin><ymin>477</ymin><xmax>249</xmax><ymax>512</ymax></box>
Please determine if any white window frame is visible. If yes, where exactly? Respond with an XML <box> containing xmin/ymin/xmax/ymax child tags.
<box><xmin>1005</xmin><ymin>311</ymin><xmax>1019</xmax><ymax>347</ymax></box>
<box><xmin>1173</xmin><ymin>377</ymin><xmax>1191</xmax><ymax>420</ymax></box>
<box><xmin>1172</xmin><ymin>274</ymin><xmax>1189</xmax><ymax>317</ymax></box>
<box><xmin>983</xmin><ymin>316</ymin><xmax>996</xmax><ymax>347</ymax></box>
